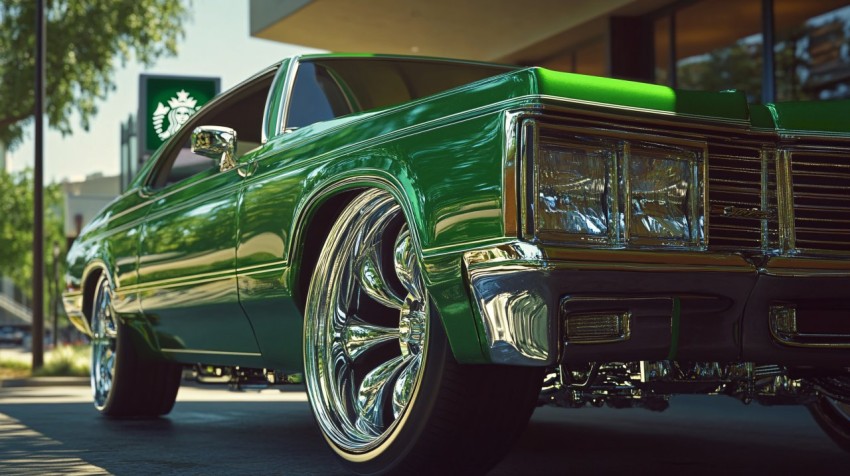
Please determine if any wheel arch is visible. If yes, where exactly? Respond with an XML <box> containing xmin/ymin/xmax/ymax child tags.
<box><xmin>288</xmin><ymin>175</ymin><xmax>423</xmax><ymax>315</ymax></box>
<box><xmin>80</xmin><ymin>262</ymin><xmax>109</xmax><ymax>331</ymax></box>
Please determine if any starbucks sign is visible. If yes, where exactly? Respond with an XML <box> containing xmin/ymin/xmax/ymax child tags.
<box><xmin>139</xmin><ymin>74</ymin><xmax>220</xmax><ymax>154</ymax></box>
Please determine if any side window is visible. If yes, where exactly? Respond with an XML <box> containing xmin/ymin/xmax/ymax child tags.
<box><xmin>149</xmin><ymin>73</ymin><xmax>275</xmax><ymax>189</ymax></box>
<box><xmin>286</xmin><ymin>62</ymin><xmax>352</xmax><ymax>130</ymax></box>
<box><xmin>159</xmin><ymin>140</ymin><xmax>218</xmax><ymax>187</ymax></box>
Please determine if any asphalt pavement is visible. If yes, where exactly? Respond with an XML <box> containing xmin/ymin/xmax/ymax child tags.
<box><xmin>1</xmin><ymin>380</ymin><xmax>849</xmax><ymax>475</ymax></box>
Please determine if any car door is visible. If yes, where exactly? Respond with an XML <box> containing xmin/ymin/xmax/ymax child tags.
<box><xmin>137</xmin><ymin>152</ymin><xmax>259</xmax><ymax>359</ymax></box>
<box><xmin>136</xmin><ymin>70</ymin><xmax>277</xmax><ymax>362</ymax></box>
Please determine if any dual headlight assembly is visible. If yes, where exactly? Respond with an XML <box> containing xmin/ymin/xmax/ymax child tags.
<box><xmin>523</xmin><ymin>122</ymin><xmax>706</xmax><ymax>249</ymax></box>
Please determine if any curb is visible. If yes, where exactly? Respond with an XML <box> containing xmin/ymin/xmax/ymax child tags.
<box><xmin>0</xmin><ymin>376</ymin><xmax>89</xmax><ymax>388</ymax></box>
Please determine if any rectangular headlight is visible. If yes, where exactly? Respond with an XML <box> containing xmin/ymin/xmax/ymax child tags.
<box><xmin>535</xmin><ymin>140</ymin><xmax>616</xmax><ymax>243</ymax></box>
<box><xmin>626</xmin><ymin>145</ymin><xmax>700</xmax><ymax>246</ymax></box>
<box><xmin>527</xmin><ymin>122</ymin><xmax>705</xmax><ymax>249</ymax></box>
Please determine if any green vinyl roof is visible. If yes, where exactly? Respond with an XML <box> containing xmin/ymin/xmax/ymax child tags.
<box><xmin>534</xmin><ymin>67</ymin><xmax>751</xmax><ymax>123</ymax></box>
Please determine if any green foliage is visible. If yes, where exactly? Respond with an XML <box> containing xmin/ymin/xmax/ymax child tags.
<box><xmin>33</xmin><ymin>344</ymin><xmax>90</xmax><ymax>377</ymax></box>
<box><xmin>0</xmin><ymin>169</ymin><xmax>65</xmax><ymax>303</ymax></box>
<box><xmin>0</xmin><ymin>0</ymin><xmax>189</xmax><ymax>148</ymax></box>
<box><xmin>0</xmin><ymin>356</ymin><xmax>30</xmax><ymax>371</ymax></box>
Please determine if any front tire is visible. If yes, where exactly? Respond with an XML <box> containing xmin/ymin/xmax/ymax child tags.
<box><xmin>809</xmin><ymin>377</ymin><xmax>850</xmax><ymax>453</ymax></box>
<box><xmin>304</xmin><ymin>190</ymin><xmax>542</xmax><ymax>475</ymax></box>
<box><xmin>90</xmin><ymin>274</ymin><xmax>182</xmax><ymax>417</ymax></box>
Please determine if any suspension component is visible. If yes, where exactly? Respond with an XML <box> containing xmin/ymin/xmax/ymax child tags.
<box><xmin>541</xmin><ymin>360</ymin><xmax>818</xmax><ymax>410</ymax></box>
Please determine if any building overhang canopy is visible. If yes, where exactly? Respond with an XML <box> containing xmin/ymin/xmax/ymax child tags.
<box><xmin>249</xmin><ymin>0</ymin><xmax>636</xmax><ymax>63</ymax></box>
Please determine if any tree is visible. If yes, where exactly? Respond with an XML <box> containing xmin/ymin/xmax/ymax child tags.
<box><xmin>0</xmin><ymin>169</ymin><xmax>65</xmax><ymax>305</ymax></box>
<box><xmin>0</xmin><ymin>0</ymin><xmax>189</xmax><ymax>149</ymax></box>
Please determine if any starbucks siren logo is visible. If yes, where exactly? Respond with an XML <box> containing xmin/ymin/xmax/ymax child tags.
<box><xmin>152</xmin><ymin>90</ymin><xmax>201</xmax><ymax>141</ymax></box>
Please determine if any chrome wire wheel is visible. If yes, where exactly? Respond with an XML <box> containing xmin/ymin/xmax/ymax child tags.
<box><xmin>91</xmin><ymin>276</ymin><xmax>118</xmax><ymax>411</ymax></box>
<box><xmin>305</xmin><ymin>190</ymin><xmax>430</xmax><ymax>454</ymax></box>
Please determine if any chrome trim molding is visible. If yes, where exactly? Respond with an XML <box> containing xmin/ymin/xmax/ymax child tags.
<box><xmin>278</xmin><ymin>55</ymin><xmax>300</xmax><ymax>134</ymax></box>
<box><xmin>160</xmin><ymin>349</ymin><xmax>263</xmax><ymax>357</ymax></box>
<box><xmin>565</xmin><ymin>311</ymin><xmax>631</xmax><ymax>344</ymax></box>
<box><xmin>463</xmin><ymin>243</ymin><xmax>554</xmax><ymax>366</ymax></box>
<box><xmin>63</xmin><ymin>293</ymin><xmax>92</xmax><ymax>336</ymax></box>
<box><xmin>261</xmin><ymin>60</ymin><xmax>289</xmax><ymax>143</ymax></box>
<box><xmin>775</xmin><ymin>149</ymin><xmax>796</xmax><ymax>253</ymax></box>
<box><xmin>536</xmin><ymin>94</ymin><xmax>752</xmax><ymax>127</ymax></box>
<box><xmin>503</xmin><ymin>111</ymin><xmax>522</xmax><ymax>237</ymax></box>
<box><xmin>769</xmin><ymin>304</ymin><xmax>850</xmax><ymax>349</ymax></box>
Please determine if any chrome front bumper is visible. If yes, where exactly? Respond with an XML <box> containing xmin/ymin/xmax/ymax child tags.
<box><xmin>463</xmin><ymin>243</ymin><xmax>850</xmax><ymax>367</ymax></box>
<box><xmin>62</xmin><ymin>292</ymin><xmax>92</xmax><ymax>336</ymax></box>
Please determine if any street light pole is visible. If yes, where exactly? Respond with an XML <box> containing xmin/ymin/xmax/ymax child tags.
<box><xmin>32</xmin><ymin>0</ymin><xmax>46</xmax><ymax>370</ymax></box>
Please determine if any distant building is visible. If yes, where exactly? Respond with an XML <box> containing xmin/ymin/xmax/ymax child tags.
<box><xmin>0</xmin><ymin>276</ymin><xmax>31</xmax><ymax>326</ymax></box>
<box><xmin>63</xmin><ymin>173</ymin><xmax>121</xmax><ymax>243</ymax></box>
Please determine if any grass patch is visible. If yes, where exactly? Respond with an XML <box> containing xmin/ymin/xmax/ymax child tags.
<box><xmin>0</xmin><ymin>357</ymin><xmax>30</xmax><ymax>379</ymax></box>
<box><xmin>34</xmin><ymin>345</ymin><xmax>91</xmax><ymax>377</ymax></box>
<box><xmin>0</xmin><ymin>344</ymin><xmax>91</xmax><ymax>378</ymax></box>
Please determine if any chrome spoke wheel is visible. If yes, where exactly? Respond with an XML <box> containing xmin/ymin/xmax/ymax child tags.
<box><xmin>91</xmin><ymin>277</ymin><xmax>118</xmax><ymax>411</ymax></box>
<box><xmin>305</xmin><ymin>190</ymin><xmax>429</xmax><ymax>453</ymax></box>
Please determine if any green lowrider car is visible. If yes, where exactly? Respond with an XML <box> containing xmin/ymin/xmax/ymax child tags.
<box><xmin>64</xmin><ymin>54</ymin><xmax>850</xmax><ymax>473</ymax></box>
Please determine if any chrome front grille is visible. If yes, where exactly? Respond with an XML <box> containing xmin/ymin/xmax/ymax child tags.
<box><xmin>706</xmin><ymin>144</ymin><xmax>777</xmax><ymax>250</ymax></box>
<box><xmin>707</xmin><ymin>145</ymin><xmax>850</xmax><ymax>256</ymax></box>
<box><xmin>790</xmin><ymin>151</ymin><xmax>850</xmax><ymax>253</ymax></box>
<box><xmin>521</xmin><ymin>108</ymin><xmax>849</xmax><ymax>257</ymax></box>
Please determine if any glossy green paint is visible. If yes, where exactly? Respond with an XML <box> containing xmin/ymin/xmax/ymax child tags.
<box><xmin>236</xmin><ymin>138</ymin><xmax>304</xmax><ymax>369</ymax></box>
<box><xmin>766</xmin><ymin>99</ymin><xmax>850</xmax><ymax>134</ymax></box>
<box><xmin>748</xmin><ymin>104</ymin><xmax>777</xmax><ymax>130</ymax></box>
<box><xmin>65</xmin><ymin>54</ymin><xmax>850</xmax><ymax>371</ymax></box>
<box><xmin>64</xmin><ymin>187</ymin><xmax>159</xmax><ymax>356</ymax></box>
<box><xmin>137</xmin><ymin>163</ymin><xmax>260</xmax><ymax>356</ymax></box>
<box><xmin>235</xmin><ymin>105</ymin><xmax>510</xmax><ymax>366</ymax></box>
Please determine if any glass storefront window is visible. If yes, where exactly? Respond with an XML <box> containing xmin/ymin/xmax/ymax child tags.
<box><xmin>654</xmin><ymin>0</ymin><xmax>850</xmax><ymax>103</ymax></box>
<box><xmin>654</xmin><ymin>15</ymin><xmax>672</xmax><ymax>86</ymax></box>
<box><xmin>673</xmin><ymin>0</ymin><xmax>763</xmax><ymax>102</ymax></box>
<box><xmin>575</xmin><ymin>38</ymin><xmax>606</xmax><ymax>76</ymax></box>
<box><xmin>540</xmin><ymin>37</ymin><xmax>606</xmax><ymax>77</ymax></box>
<box><xmin>775</xmin><ymin>1</ymin><xmax>850</xmax><ymax>101</ymax></box>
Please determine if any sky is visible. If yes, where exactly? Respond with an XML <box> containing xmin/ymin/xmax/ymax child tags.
<box><xmin>7</xmin><ymin>0</ymin><xmax>322</xmax><ymax>183</ymax></box>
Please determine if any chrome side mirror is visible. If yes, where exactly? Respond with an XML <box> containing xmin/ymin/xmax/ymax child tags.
<box><xmin>191</xmin><ymin>126</ymin><xmax>238</xmax><ymax>172</ymax></box>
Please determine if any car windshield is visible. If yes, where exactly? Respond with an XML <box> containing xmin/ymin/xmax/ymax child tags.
<box><xmin>286</xmin><ymin>57</ymin><xmax>517</xmax><ymax>129</ymax></box>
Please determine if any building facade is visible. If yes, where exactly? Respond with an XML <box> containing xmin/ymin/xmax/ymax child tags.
<box><xmin>250</xmin><ymin>0</ymin><xmax>850</xmax><ymax>104</ymax></box>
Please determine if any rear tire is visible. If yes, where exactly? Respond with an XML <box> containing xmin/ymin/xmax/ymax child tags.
<box><xmin>303</xmin><ymin>190</ymin><xmax>542</xmax><ymax>475</ymax></box>
<box><xmin>90</xmin><ymin>275</ymin><xmax>182</xmax><ymax>417</ymax></box>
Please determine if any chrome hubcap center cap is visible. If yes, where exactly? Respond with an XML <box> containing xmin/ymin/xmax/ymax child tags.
<box><xmin>399</xmin><ymin>297</ymin><xmax>426</xmax><ymax>358</ymax></box>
